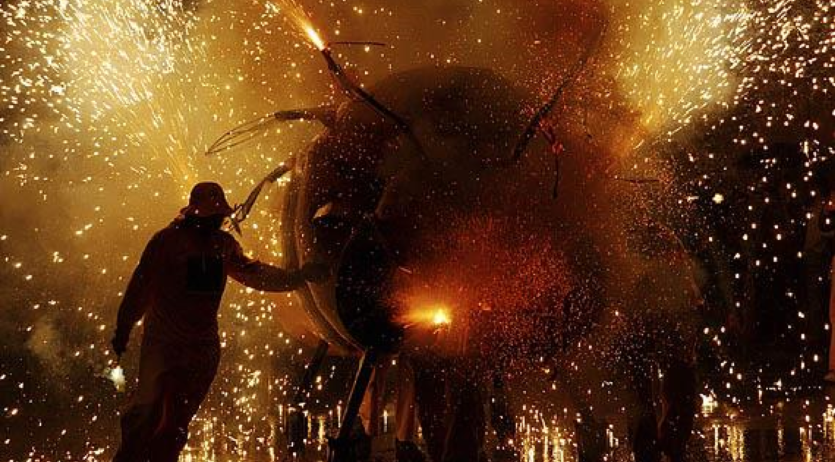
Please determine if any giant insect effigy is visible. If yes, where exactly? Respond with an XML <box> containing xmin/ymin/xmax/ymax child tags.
<box><xmin>209</xmin><ymin>13</ymin><xmax>699</xmax><ymax>462</ymax></box>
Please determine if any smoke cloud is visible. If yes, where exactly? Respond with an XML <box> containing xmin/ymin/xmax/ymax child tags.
<box><xmin>0</xmin><ymin>0</ymin><xmax>831</xmax><ymax>458</ymax></box>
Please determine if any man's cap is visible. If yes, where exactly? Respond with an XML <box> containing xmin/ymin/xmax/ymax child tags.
<box><xmin>180</xmin><ymin>182</ymin><xmax>234</xmax><ymax>218</ymax></box>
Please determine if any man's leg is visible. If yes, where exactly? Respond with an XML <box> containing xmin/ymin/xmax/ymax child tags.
<box><xmin>148</xmin><ymin>345</ymin><xmax>220</xmax><ymax>462</ymax></box>
<box><xmin>147</xmin><ymin>373</ymin><xmax>196</xmax><ymax>462</ymax></box>
<box><xmin>115</xmin><ymin>338</ymin><xmax>168</xmax><ymax>462</ymax></box>
<box><xmin>112</xmin><ymin>403</ymin><xmax>161</xmax><ymax>462</ymax></box>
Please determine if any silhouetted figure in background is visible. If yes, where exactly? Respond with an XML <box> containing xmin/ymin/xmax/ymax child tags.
<box><xmin>110</xmin><ymin>182</ymin><xmax>327</xmax><ymax>462</ymax></box>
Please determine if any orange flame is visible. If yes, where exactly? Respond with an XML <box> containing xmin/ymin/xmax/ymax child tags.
<box><xmin>401</xmin><ymin>303</ymin><xmax>453</xmax><ymax>328</ymax></box>
<box><xmin>431</xmin><ymin>308</ymin><xmax>452</xmax><ymax>326</ymax></box>
<box><xmin>302</xmin><ymin>23</ymin><xmax>326</xmax><ymax>51</ymax></box>
<box><xmin>280</xmin><ymin>1</ymin><xmax>327</xmax><ymax>50</ymax></box>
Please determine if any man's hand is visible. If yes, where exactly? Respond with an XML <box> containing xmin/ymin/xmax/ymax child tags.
<box><xmin>301</xmin><ymin>261</ymin><xmax>330</xmax><ymax>283</ymax></box>
<box><xmin>111</xmin><ymin>330</ymin><xmax>129</xmax><ymax>357</ymax></box>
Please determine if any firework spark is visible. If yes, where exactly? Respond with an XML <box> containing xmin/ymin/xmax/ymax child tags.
<box><xmin>0</xmin><ymin>0</ymin><xmax>832</xmax><ymax>460</ymax></box>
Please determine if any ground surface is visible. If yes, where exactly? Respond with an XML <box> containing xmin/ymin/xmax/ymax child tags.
<box><xmin>177</xmin><ymin>386</ymin><xmax>835</xmax><ymax>462</ymax></box>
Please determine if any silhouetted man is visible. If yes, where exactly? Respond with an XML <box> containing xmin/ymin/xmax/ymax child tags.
<box><xmin>111</xmin><ymin>182</ymin><xmax>327</xmax><ymax>462</ymax></box>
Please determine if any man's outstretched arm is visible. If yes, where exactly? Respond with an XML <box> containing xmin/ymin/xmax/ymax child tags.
<box><xmin>226</xmin><ymin>238</ymin><xmax>329</xmax><ymax>291</ymax></box>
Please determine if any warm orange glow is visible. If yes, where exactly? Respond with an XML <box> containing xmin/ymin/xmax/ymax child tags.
<box><xmin>432</xmin><ymin>308</ymin><xmax>451</xmax><ymax>326</ymax></box>
<box><xmin>303</xmin><ymin>23</ymin><xmax>326</xmax><ymax>51</ymax></box>
<box><xmin>400</xmin><ymin>303</ymin><xmax>453</xmax><ymax>328</ymax></box>
<box><xmin>280</xmin><ymin>1</ymin><xmax>327</xmax><ymax>51</ymax></box>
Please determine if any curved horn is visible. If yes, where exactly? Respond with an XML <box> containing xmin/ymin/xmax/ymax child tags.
<box><xmin>228</xmin><ymin>159</ymin><xmax>297</xmax><ymax>234</ymax></box>
<box><xmin>206</xmin><ymin>107</ymin><xmax>336</xmax><ymax>156</ymax></box>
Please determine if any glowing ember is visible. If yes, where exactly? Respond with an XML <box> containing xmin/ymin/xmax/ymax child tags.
<box><xmin>432</xmin><ymin>308</ymin><xmax>452</xmax><ymax>326</ymax></box>
<box><xmin>303</xmin><ymin>24</ymin><xmax>327</xmax><ymax>51</ymax></box>
<box><xmin>700</xmin><ymin>393</ymin><xmax>718</xmax><ymax>415</ymax></box>
<box><xmin>400</xmin><ymin>303</ymin><xmax>454</xmax><ymax>329</ymax></box>
<box><xmin>280</xmin><ymin>1</ymin><xmax>327</xmax><ymax>51</ymax></box>
<box><xmin>104</xmin><ymin>365</ymin><xmax>126</xmax><ymax>393</ymax></box>
<box><xmin>0</xmin><ymin>0</ymin><xmax>832</xmax><ymax>459</ymax></box>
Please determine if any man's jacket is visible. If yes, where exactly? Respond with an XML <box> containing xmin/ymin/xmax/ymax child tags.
<box><xmin>116</xmin><ymin>220</ymin><xmax>301</xmax><ymax>343</ymax></box>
